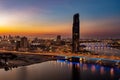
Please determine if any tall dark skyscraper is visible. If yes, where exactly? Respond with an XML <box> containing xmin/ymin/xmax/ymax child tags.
<box><xmin>20</xmin><ymin>37</ymin><xmax>29</xmax><ymax>48</ymax></box>
<box><xmin>72</xmin><ymin>13</ymin><xmax>80</xmax><ymax>53</ymax></box>
<box><xmin>56</xmin><ymin>35</ymin><xmax>61</xmax><ymax>42</ymax></box>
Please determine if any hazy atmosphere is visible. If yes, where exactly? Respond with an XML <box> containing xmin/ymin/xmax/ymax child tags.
<box><xmin>0</xmin><ymin>0</ymin><xmax>120</xmax><ymax>38</ymax></box>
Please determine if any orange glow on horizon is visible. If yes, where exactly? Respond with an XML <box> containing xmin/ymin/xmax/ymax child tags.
<box><xmin>0</xmin><ymin>22</ymin><xmax>71</xmax><ymax>36</ymax></box>
<box><xmin>0</xmin><ymin>16</ymin><xmax>119</xmax><ymax>37</ymax></box>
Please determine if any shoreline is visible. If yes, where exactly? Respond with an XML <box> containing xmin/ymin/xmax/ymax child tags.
<box><xmin>0</xmin><ymin>51</ymin><xmax>120</xmax><ymax>70</ymax></box>
<box><xmin>0</xmin><ymin>50</ymin><xmax>120</xmax><ymax>61</ymax></box>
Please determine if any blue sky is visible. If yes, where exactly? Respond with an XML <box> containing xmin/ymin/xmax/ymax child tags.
<box><xmin>0</xmin><ymin>0</ymin><xmax>120</xmax><ymax>38</ymax></box>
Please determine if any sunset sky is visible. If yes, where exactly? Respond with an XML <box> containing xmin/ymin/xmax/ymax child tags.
<box><xmin>0</xmin><ymin>0</ymin><xmax>120</xmax><ymax>38</ymax></box>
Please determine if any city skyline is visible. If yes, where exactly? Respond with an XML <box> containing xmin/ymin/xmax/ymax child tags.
<box><xmin>0</xmin><ymin>0</ymin><xmax>120</xmax><ymax>38</ymax></box>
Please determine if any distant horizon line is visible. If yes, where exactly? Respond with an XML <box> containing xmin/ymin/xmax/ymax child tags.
<box><xmin>0</xmin><ymin>34</ymin><xmax>119</xmax><ymax>39</ymax></box>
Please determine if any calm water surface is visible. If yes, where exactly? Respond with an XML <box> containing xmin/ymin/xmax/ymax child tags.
<box><xmin>0</xmin><ymin>60</ymin><xmax>120</xmax><ymax>80</ymax></box>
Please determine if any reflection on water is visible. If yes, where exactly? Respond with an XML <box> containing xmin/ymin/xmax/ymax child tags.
<box><xmin>100</xmin><ymin>66</ymin><xmax>105</xmax><ymax>75</ymax></box>
<box><xmin>0</xmin><ymin>60</ymin><xmax>120</xmax><ymax>80</ymax></box>
<box><xmin>18</xmin><ymin>67</ymin><xmax>27</xmax><ymax>80</ymax></box>
<box><xmin>110</xmin><ymin>68</ymin><xmax>114</xmax><ymax>77</ymax></box>
<box><xmin>72</xmin><ymin>63</ymin><xmax>80</xmax><ymax>80</ymax></box>
<box><xmin>91</xmin><ymin>65</ymin><xmax>96</xmax><ymax>73</ymax></box>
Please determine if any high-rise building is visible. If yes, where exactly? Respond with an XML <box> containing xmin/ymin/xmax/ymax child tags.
<box><xmin>20</xmin><ymin>37</ymin><xmax>28</xmax><ymax>48</ymax></box>
<box><xmin>72</xmin><ymin>13</ymin><xmax>80</xmax><ymax>53</ymax></box>
<box><xmin>56</xmin><ymin>35</ymin><xmax>61</xmax><ymax>46</ymax></box>
<box><xmin>18</xmin><ymin>36</ymin><xmax>29</xmax><ymax>51</ymax></box>
<box><xmin>16</xmin><ymin>41</ymin><xmax>21</xmax><ymax>51</ymax></box>
<box><xmin>56</xmin><ymin>35</ymin><xmax>61</xmax><ymax>42</ymax></box>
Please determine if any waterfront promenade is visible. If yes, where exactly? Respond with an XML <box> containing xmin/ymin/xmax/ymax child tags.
<box><xmin>0</xmin><ymin>50</ymin><xmax>120</xmax><ymax>60</ymax></box>
<box><xmin>0</xmin><ymin>50</ymin><xmax>120</xmax><ymax>70</ymax></box>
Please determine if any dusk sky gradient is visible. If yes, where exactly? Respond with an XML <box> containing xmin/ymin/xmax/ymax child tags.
<box><xmin>0</xmin><ymin>0</ymin><xmax>120</xmax><ymax>38</ymax></box>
